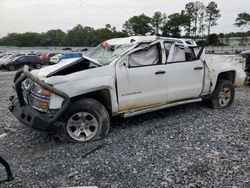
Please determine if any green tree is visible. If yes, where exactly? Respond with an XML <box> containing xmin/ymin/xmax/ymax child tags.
<box><xmin>205</xmin><ymin>1</ymin><xmax>221</xmax><ymax>36</ymax></box>
<box><xmin>218</xmin><ymin>33</ymin><xmax>225</xmax><ymax>44</ymax></box>
<box><xmin>40</xmin><ymin>29</ymin><xmax>66</xmax><ymax>46</ymax></box>
<box><xmin>67</xmin><ymin>24</ymin><xmax>96</xmax><ymax>46</ymax></box>
<box><xmin>198</xmin><ymin>11</ymin><xmax>206</xmax><ymax>39</ymax></box>
<box><xmin>184</xmin><ymin>1</ymin><xmax>205</xmax><ymax>38</ymax></box>
<box><xmin>151</xmin><ymin>11</ymin><xmax>165</xmax><ymax>35</ymax></box>
<box><xmin>123</xmin><ymin>14</ymin><xmax>153</xmax><ymax>35</ymax></box>
<box><xmin>0</xmin><ymin>32</ymin><xmax>42</xmax><ymax>46</ymax></box>
<box><xmin>184</xmin><ymin>2</ymin><xmax>195</xmax><ymax>36</ymax></box>
<box><xmin>207</xmin><ymin>33</ymin><xmax>219</xmax><ymax>45</ymax></box>
<box><xmin>162</xmin><ymin>12</ymin><xmax>190</xmax><ymax>38</ymax></box>
<box><xmin>234</xmin><ymin>12</ymin><xmax>250</xmax><ymax>29</ymax></box>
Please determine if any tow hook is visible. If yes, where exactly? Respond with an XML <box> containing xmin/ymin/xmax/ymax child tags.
<box><xmin>9</xmin><ymin>96</ymin><xmax>14</xmax><ymax>101</ymax></box>
<box><xmin>9</xmin><ymin>106</ymin><xmax>14</xmax><ymax>112</ymax></box>
<box><xmin>0</xmin><ymin>156</ymin><xmax>14</xmax><ymax>184</ymax></box>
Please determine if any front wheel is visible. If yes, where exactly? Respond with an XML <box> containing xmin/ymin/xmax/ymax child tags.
<box><xmin>7</xmin><ymin>65</ymin><xmax>16</xmax><ymax>71</ymax></box>
<box><xmin>203</xmin><ymin>79</ymin><xmax>235</xmax><ymax>109</ymax></box>
<box><xmin>57</xmin><ymin>98</ymin><xmax>110</xmax><ymax>143</ymax></box>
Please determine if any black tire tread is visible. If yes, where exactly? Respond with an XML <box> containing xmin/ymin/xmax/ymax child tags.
<box><xmin>204</xmin><ymin>79</ymin><xmax>235</xmax><ymax>109</ymax></box>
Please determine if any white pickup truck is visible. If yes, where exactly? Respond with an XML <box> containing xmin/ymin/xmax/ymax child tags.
<box><xmin>9</xmin><ymin>36</ymin><xmax>246</xmax><ymax>142</ymax></box>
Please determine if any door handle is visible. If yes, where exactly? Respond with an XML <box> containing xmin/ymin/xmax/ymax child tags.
<box><xmin>155</xmin><ymin>70</ymin><xmax>166</xmax><ymax>75</ymax></box>
<box><xmin>194</xmin><ymin>66</ymin><xmax>203</xmax><ymax>70</ymax></box>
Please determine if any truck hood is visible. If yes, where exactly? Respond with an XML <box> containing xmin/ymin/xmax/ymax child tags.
<box><xmin>31</xmin><ymin>55</ymin><xmax>100</xmax><ymax>79</ymax></box>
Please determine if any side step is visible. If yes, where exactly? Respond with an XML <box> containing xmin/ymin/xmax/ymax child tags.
<box><xmin>122</xmin><ymin>98</ymin><xmax>202</xmax><ymax>118</ymax></box>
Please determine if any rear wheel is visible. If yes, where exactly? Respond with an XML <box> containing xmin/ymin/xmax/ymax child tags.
<box><xmin>57</xmin><ymin>98</ymin><xmax>110</xmax><ymax>142</ymax></box>
<box><xmin>203</xmin><ymin>79</ymin><xmax>235</xmax><ymax>109</ymax></box>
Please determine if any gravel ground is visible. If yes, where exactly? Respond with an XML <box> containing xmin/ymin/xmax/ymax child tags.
<box><xmin>0</xmin><ymin>71</ymin><xmax>249</xmax><ymax>188</ymax></box>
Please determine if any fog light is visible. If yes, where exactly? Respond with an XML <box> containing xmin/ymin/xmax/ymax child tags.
<box><xmin>38</xmin><ymin>101</ymin><xmax>49</xmax><ymax>110</ymax></box>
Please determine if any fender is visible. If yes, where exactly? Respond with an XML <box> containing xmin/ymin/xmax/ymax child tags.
<box><xmin>206</xmin><ymin>55</ymin><xmax>246</xmax><ymax>93</ymax></box>
<box><xmin>45</xmin><ymin>65</ymin><xmax>119</xmax><ymax>113</ymax></box>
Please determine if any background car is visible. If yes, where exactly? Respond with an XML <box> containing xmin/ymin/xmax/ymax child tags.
<box><xmin>39</xmin><ymin>53</ymin><xmax>58</xmax><ymax>65</ymax></box>
<box><xmin>58</xmin><ymin>52</ymin><xmax>82</xmax><ymax>62</ymax></box>
<box><xmin>50</xmin><ymin>54</ymin><xmax>62</xmax><ymax>64</ymax></box>
<box><xmin>241</xmin><ymin>50</ymin><xmax>250</xmax><ymax>82</ymax></box>
<box><xmin>2</xmin><ymin>55</ymin><xmax>42</xmax><ymax>71</ymax></box>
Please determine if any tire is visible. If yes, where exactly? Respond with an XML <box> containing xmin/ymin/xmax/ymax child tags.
<box><xmin>7</xmin><ymin>65</ymin><xmax>16</xmax><ymax>71</ymax></box>
<box><xmin>203</xmin><ymin>79</ymin><xmax>235</xmax><ymax>109</ymax></box>
<box><xmin>35</xmin><ymin>63</ymin><xmax>42</xmax><ymax>69</ymax></box>
<box><xmin>57</xmin><ymin>98</ymin><xmax>110</xmax><ymax>143</ymax></box>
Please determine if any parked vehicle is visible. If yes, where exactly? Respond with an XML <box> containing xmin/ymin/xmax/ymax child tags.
<box><xmin>241</xmin><ymin>50</ymin><xmax>250</xmax><ymax>81</ymax></box>
<box><xmin>63</xmin><ymin>47</ymin><xmax>72</xmax><ymax>51</ymax></box>
<box><xmin>0</xmin><ymin>53</ymin><xmax>26</xmax><ymax>68</ymax></box>
<box><xmin>0</xmin><ymin>53</ymin><xmax>13</xmax><ymax>64</ymax></box>
<box><xmin>58</xmin><ymin>53</ymin><xmax>82</xmax><ymax>62</ymax></box>
<box><xmin>50</xmin><ymin>54</ymin><xmax>62</xmax><ymax>64</ymax></box>
<box><xmin>40</xmin><ymin>53</ymin><xmax>58</xmax><ymax>64</ymax></box>
<box><xmin>2</xmin><ymin>55</ymin><xmax>42</xmax><ymax>71</ymax></box>
<box><xmin>80</xmin><ymin>48</ymin><xmax>88</xmax><ymax>52</ymax></box>
<box><xmin>9</xmin><ymin>36</ymin><xmax>246</xmax><ymax>143</ymax></box>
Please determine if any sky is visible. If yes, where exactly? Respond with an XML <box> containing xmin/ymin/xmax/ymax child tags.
<box><xmin>0</xmin><ymin>0</ymin><xmax>249</xmax><ymax>37</ymax></box>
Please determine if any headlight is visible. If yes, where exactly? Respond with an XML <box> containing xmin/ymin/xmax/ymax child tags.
<box><xmin>30</xmin><ymin>83</ymin><xmax>50</xmax><ymax>112</ymax></box>
<box><xmin>29</xmin><ymin>94</ymin><xmax>49</xmax><ymax>112</ymax></box>
<box><xmin>31</xmin><ymin>83</ymin><xmax>51</xmax><ymax>97</ymax></box>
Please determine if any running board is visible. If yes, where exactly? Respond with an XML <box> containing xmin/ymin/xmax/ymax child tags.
<box><xmin>122</xmin><ymin>98</ymin><xmax>202</xmax><ymax>118</ymax></box>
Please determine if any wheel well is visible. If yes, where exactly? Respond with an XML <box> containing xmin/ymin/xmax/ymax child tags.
<box><xmin>71</xmin><ymin>89</ymin><xmax>112</xmax><ymax>115</ymax></box>
<box><xmin>217</xmin><ymin>71</ymin><xmax>235</xmax><ymax>84</ymax></box>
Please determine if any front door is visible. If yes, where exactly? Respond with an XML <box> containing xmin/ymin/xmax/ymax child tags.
<box><xmin>116</xmin><ymin>43</ymin><xmax>167</xmax><ymax>112</ymax></box>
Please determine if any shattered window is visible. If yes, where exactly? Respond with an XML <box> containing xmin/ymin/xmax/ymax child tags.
<box><xmin>87</xmin><ymin>42</ymin><xmax>133</xmax><ymax>66</ymax></box>
<box><xmin>129</xmin><ymin>44</ymin><xmax>160</xmax><ymax>67</ymax></box>
<box><xmin>172</xmin><ymin>46</ymin><xmax>196</xmax><ymax>62</ymax></box>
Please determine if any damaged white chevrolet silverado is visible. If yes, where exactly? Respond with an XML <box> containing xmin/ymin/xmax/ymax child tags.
<box><xmin>9</xmin><ymin>36</ymin><xmax>246</xmax><ymax>142</ymax></box>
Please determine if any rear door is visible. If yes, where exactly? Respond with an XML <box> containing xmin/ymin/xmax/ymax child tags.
<box><xmin>165</xmin><ymin>43</ymin><xmax>204</xmax><ymax>101</ymax></box>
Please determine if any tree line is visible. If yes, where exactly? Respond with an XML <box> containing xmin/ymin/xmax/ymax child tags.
<box><xmin>0</xmin><ymin>1</ymin><xmax>249</xmax><ymax>47</ymax></box>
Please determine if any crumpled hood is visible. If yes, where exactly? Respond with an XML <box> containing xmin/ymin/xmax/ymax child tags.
<box><xmin>31</xmin><ymin>55</ymin><xmax>100</xmax><ymax>79</ymax></box>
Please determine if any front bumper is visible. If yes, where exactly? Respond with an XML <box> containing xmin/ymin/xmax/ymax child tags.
<box><xmin>9</xmin><ymin>65</ymin><xmax>70</xmax><ymax>131</ymax></box>
<box><xmin>10</xmin><ymin>97</ymin><xmax>54</xmax><ymax>130</ymax></box>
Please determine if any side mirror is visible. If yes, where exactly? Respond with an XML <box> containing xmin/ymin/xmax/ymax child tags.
<box><xmin>120</xmin><ymin>57</ymin><xmax>129</xmax><ymax>68</ymax></box>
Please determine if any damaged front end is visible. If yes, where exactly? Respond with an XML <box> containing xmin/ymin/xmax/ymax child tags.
<box><xmin>9</xmin><ymin>65</ymin><xmax>70</xmax><ymax>131</ymax></box>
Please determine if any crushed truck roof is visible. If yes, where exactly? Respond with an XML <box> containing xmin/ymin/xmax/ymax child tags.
<box><xmin>106</xmin><ymin>36</ymin><xmax>197</xmax><ymax>47</ymax></box>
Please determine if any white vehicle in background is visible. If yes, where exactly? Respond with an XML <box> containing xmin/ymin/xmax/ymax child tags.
<box><xmin>9</xmin><ymin>36</ymin><xmax>246</xmax><ymax>143</ymax></box>
<box><xmin>50</xmin><ymin>54</ymin><xmax>62</xmax><ymax>64</ymax></box>
<box><xmin>0</xmin><ymin>53</ymin><xmax>13</xmax><ymax>64</ymax></box>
